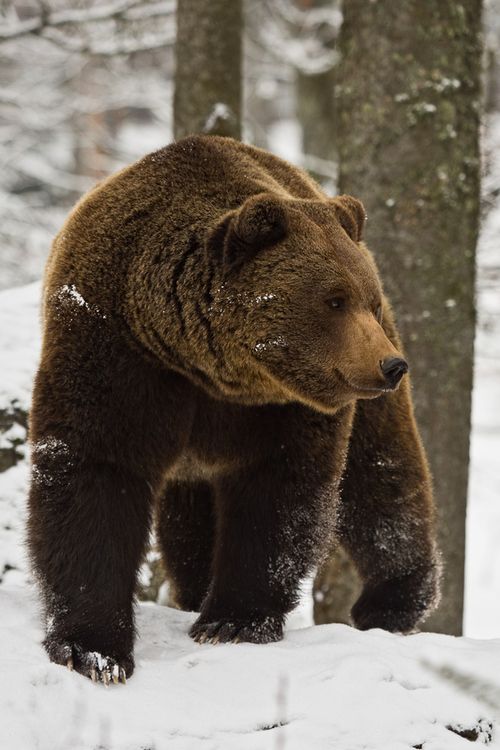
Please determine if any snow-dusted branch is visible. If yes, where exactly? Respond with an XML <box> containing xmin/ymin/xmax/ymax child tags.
<box><xmin>0</xmin><ymin>0</ymin><xmax>175</xmax><ymax>42</ymax></box>
<box><xmin>249</xmin><ymin>0</ymin><xmax>342</xmax><ymax>75</ymax></box>
<box><xmin>40</xmin><ymin>25</ymin><xmax>175</xmax><ymax>56</ymax></box>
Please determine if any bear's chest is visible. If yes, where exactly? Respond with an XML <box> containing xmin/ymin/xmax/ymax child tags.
<box><xmin>166</xmin><ymin>396</ymin><xmax>354</xmax><ymax>486</ymax></box>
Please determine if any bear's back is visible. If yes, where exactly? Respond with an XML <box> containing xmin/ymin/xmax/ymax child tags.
<box><xmin>135</xmin><ymin>135</ymin><xmax>324</xmax><ymax>216</ymax></box>
<box><xmin>42</xmin><ymin>136</ymin><xmax>324</xmax><ymax>319</ymax></box>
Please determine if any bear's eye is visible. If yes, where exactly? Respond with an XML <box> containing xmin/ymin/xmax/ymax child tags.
<box><xmin>375</xmin><ymin>304</ymin><xmax>383</xmax><ymax>324</ymax></box>
<box><xmin>328</xmin><ymin>297</ymin><xmax>345</xmax><ymax>311</ymax></box>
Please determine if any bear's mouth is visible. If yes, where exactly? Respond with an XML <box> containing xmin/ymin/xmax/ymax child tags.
<box><xmin>333</xmin><ymin>367</ymin><xmax>392</xmax><ymax>396</ymax></box>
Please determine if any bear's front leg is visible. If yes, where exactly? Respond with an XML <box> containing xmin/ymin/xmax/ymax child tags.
<box><xmin>338</xmin><ymin>341</ymin><xmax>441</xmax><ymax>633</ymax></box>
<box><xmin>28</xmin><ymin>271</ymin><xmax>195</xmax><ymax>681</ymax></box>
<box><xmin>189</xmin><ymin>452</ymin><xmax>339</xmax><ymax>645</ymax></box>
<box><xmin>28</xmin><ymin>451</ymin><xmax>155</xmax><ymax>683</ymax></box>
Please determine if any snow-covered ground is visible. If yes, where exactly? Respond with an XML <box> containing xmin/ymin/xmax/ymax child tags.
<box><xmin>0</xmin><ymin>586</ymin><xmax>498</xmax><ymax>750</ymax></box>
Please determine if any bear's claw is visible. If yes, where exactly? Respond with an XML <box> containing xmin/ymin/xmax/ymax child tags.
<box><xmin>68</xmin><ymin>651</ymin><xmax>127</xmax><ymax>685</ymax></box>
<box><xmin>190</xmin><ymin>615</ymin><xmax>283</xmax><ymax>645</ymax></box>
<box><xmin>46</xmin><ymin>637</ymin><xmax>130</xmax><ymax>685</ymax></box>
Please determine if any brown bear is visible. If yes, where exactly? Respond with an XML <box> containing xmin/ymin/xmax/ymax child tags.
<box><xmin>27</xmin><ymin>135</ymin><xmax>441</xmax><ymax>685</ymax></box>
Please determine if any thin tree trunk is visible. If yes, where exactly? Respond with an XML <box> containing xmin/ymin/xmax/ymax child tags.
<box><xmin>297</xmin><ymin>67</ymin><xmax>337</xmax><ymax>184</ymax></box>
<box><xmin>174</xmin><ymin>0</ymin><xmax>242</xmax><ymax>140</ymax></box>
<box><xmin>314</xmin><ymin>0</ymin><xmax>482</xmax><ymax>635</ymax></box>
<box><xmin>295</xmin><ymin>0</ymin><xmax>338</xmax><ymax>185</ymax></box>
<box><xmin>314</xmin><ymin>546</ymin><xmax>360</xmax><ymax>626</ymax></box>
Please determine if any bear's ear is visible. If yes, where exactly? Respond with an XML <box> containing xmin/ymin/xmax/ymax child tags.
<box><xmin>207</xmin><ymin>193</ymin><xmax>288</xmax><ymax>273</ymax></box>
<box><xmin>233</xmin><ymin>193</ymin><xmax>288</xmax><ymax>252</ymax></box>
<box><xmin>331</xmin><ymin>195</ymin><xmax>367</xmax><ymax>242</ymax></box>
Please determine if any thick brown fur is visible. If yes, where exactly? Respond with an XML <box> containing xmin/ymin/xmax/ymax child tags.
<box><xmin>27</xmin><ymin>135</ymin><xmax>441</xmax><ymax>683</ymax></box>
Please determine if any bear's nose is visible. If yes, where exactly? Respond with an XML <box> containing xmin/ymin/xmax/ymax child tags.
<box><xmin>380</xmin><ymin>357</ymin><xmax>409</xmax><ymax>388</ymax></box>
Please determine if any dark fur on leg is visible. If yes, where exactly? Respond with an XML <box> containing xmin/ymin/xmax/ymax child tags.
<box><xmin>190</xmin><ymin>407</ymin><xmax>353</xmax><ymax>644</ymax></box>
<box><xmin>28</xmin><ymin>316</ymin><xmax>194</xmax><ymax>682</ymax></box>
<box><xmin>351</xmin><ymin>565</ymin><xmax>441</xmax><ymax>633</ymax></box>
<box><xmin>158</xmin><ymin>480</ymin><xmax>215</xmax><ymax>612</ymax></box>
<box><xmin>29</xmin><ymin>456</ymin><xmax>153</xmax><ymax>680</ymax></box>
<box><xmin>338</xmin><ymin>309</ymin><xmax>441</xmax><ymax>633</ymax></box>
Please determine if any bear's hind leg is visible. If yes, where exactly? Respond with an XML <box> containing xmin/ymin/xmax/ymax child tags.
<box><xmin>189</xmin><ymin>442</ymin><xmax>342</xmax><ymax>645</ymax></box>
<box><xmin>157</xmin><ymin>480</ymin><xmax>215</xmax><ymax>612</ymax></box>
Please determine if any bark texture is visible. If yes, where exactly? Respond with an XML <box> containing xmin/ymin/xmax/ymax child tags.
<box><xmin>314</xmin><ymin>545</ymin><xmax>360</xmax><ymax>626</ymax></box>
<box><xmin>174</xmin><ymin>0</ymin><xmax>242</xmax><ymax>140</ymax></box>
<box><xmin>314</xmin><ymin>0</ymin><xmax>482</xmax><ymax>635</ymax></box>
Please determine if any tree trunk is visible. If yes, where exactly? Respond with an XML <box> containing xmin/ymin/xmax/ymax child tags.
<box><xmin>297</xmin><ymin>67</ymin><xmax>337</xmax><ymax>185</ymax></box>
<box><xmin>294</xmin><ymin>0</ymin><xmax>339</xmax><ymax>186</ymax></box>
<box><xmin>174</xmin><ymin>0</ymin><xmax>242</xmax><ymax>140</ymax></box>
<box><xmin>314</xmin><ymin>0</ymin><xmax>482</xmax><ymax>635</ymax></box>
<box><xmin>314</xmin><ymin>546</ymin><xmax>361</xmax><ymax>626</ymax></box>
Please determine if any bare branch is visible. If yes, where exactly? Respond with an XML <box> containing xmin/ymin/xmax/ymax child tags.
<box><xmin>40</xmin><ymin>25</ymin><xmax>176</xmax><ymax>56</ymax></box>
<box><xmin>0</xmin><ymin>0</ymin><xmax>174</xmax><ymax>42</ymax></box>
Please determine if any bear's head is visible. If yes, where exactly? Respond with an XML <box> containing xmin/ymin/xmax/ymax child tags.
<box><xmin>206</xmin><ymin>192</ymin><xmax>408</xmax><ymax>413</ymax></box>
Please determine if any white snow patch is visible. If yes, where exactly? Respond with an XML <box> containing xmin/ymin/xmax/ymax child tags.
<box><xmin>253</xmin><ymin>335</ymin><xmax>288</xmax><ymax>354</ymax></box>
<box><xmin>253</xmin><ymin>292</ymin><xmax>277</xmax><ymax>304</ymax></box>
<box><xmin>0</xmin><ymin>421</ymin><xmax>26</xmax><ymax>449</ymax></box>
<box><xmin>436</xmin><ymin>77</ymin><xmax>461</xmax><ymax>92</ymax></box>
<box><xmin>0</xmin><ymin>586</ymin><xmax>498</xmax><ymax>750</ymax></box>
<box><xmin>416</xmin><ymin>102</ymin><xmax>437</xmax><ymax>114</ymax></box>
<box><xmin>32</xmin><ymin>436</ymin><xmax>70</xmax><ymax>454</ymax></box>
<box><xmin>0</xmin><ymin>281</ymin><xmax>41</xmax><ymax>412</ymax></box>
<box><xmin>59</xmin><ymin>283</ymin><xmax>89</xmax><ymax>309</ymax></box>
<box><xmin>203</xmin><ymin>103</ymin><xmax>234</xmax><ymax>133</ymax></box>
<box><xmin>0</xmin><ymin>461</ymin><xmax>30</xmax><ymax>585</ymax></box>
<box><xmin>53</xmin><ymin>283</ymin><xmax>107</xmax><ymax>319</ymax></box>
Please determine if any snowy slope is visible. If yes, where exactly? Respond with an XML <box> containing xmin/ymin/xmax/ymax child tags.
<box><xmin>0</xmin><ymin>585</ymin><xmax>497</xmax><ymax>750</ymax></box>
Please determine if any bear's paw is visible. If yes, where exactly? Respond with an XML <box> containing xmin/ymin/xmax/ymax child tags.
<box><xmin>351</xmin><ymin>566</ymin><xmax>441</xmax><ymax>634</ymax></box>
<box><xmin>189</xmin><ymin>614</ymin><xmax>283</xmax><ymax>645</ymax></box>
<box><xmin>44</xmin><ymin>636</ymin><xmax>132</xmax><ymax>685</ymax></box>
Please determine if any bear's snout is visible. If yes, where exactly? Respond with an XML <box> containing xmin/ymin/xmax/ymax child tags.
<box><xmin>380</xmin><ymin>357</ymin><xmax>409</xmax><ymax>389</ymax></box>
